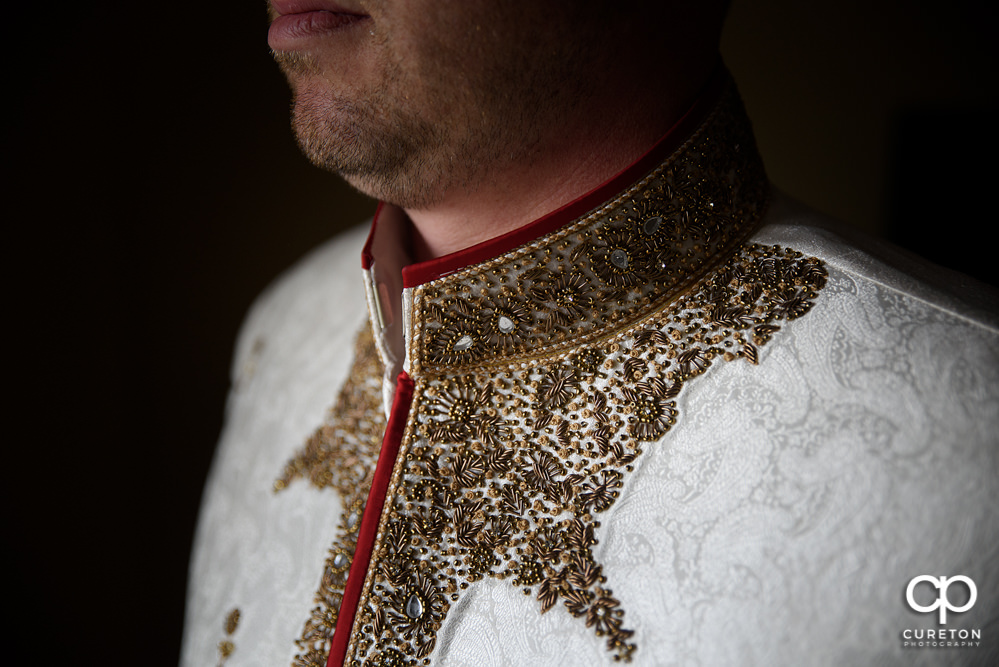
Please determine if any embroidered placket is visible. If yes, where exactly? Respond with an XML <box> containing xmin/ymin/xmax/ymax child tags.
<box><xmin>327</xmin><ymin>372</ymin><xmax>415</xmax><ymax>667</ymax></box>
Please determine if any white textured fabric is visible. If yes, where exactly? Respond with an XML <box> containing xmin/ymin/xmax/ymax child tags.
<box><xmin>181</xmin><ymin>225</ymin><xmax>369</xmax><ymax>667</ymax></box>
<box><xmin>181</xmin><ymin>196</ymin><xmax>999</xmax><ymax>666</ymax></box>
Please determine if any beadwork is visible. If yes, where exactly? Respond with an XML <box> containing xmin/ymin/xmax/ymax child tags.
<box><xmin>280</xmin><ymin>84</ymin><xmax>828</xmax><ymax>666</ymax></box>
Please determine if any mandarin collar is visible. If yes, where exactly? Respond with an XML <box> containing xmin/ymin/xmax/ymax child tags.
<box><xmin>361</xmin><ymin>68</ymin><xmax>769</xmax><ymax>403</ymax></box>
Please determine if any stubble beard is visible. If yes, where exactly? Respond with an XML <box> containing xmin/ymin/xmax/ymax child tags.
<box><xmin>271</xmin><ymin>5</ymin><xmax>596</xmax><ymax>211</ymax></box>
<box><xmin>275</xmin><ymin>50</ymin><xmax>505</xmax><ymax>211</ymax></box>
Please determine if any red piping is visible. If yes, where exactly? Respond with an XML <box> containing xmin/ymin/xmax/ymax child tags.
<box><xmin>327</xmin><ymin>372</ymin><xmax>415</xmax><ymax>667</ymax></box>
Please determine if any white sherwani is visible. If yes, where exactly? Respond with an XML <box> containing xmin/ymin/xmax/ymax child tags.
<box><xmin>181</xmin><ymin>77</ymin><xmax>999</xmax><ymax>667</ymax></box>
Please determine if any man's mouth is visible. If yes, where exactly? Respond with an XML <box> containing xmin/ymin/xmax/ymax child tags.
<box><xmin>268</xmin><ymin>0</ymin><xmax>370</xmax><ymax>50</ymax></box>
<box><xmin>269</xmin><ymin>0</ymin><xmax>368</xmax><ymax>19</ymax></box>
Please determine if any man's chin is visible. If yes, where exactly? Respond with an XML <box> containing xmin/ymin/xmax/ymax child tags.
<box><xmin>336</xmin><ymin>163</ymin><xmax>448</xmax><ymax>211</ymax></box>
<box><xmin>272</xmin><ymin>49</ymin><xmax>323</xmax><ymax>80</ymax></box>
<box><xmin>339</xmin><ymin>172</ymin><xmax>387</xmax><ymax>201</ymax></box>
<box><xmin>284</xmin><ymin>80</ymin><xmax>452</xmax><ymax>209</ymax></box>
<box><xmin>290</xmin><ymin>121</ymin><xmax>399</xmax><ymax>203</ymax></box>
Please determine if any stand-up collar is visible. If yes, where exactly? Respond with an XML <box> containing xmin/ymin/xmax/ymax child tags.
<box><xmin>361</xmin><ymin>68</ymin><xmax>769</xmax><ymax>386</ymax></box>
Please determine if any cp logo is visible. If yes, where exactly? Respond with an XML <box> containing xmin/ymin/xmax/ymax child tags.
<box><xmin>905</xmin><ymin>575</ymin><xmax>977</xmax><ymax>624</ymax></box>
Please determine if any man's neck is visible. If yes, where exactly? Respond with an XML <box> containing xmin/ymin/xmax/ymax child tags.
<box><xmin>403</xmin><ymin>64</ymin><xmax>718</xmax><ymax>264</ymax></box>
<box><xmin>404</xmin><ymin>140</ymin><xmax>652</xmax><ymax>263</ymax></box>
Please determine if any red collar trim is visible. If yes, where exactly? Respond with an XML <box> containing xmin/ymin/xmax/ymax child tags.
<box><xmin>362</xmin><ymin>67</ymin><xmax>729</xmax><ymax>287</ymax></box>
<box><xmin>360</xmin><ymin>201</ymin><xmax>387</xmax><ymax>271</ymax></box>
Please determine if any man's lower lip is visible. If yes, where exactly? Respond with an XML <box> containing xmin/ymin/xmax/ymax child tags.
<box><xmin>268</xmin><ymin>11</ymin><xmax>367</xmax><ymax>50</ymax></box>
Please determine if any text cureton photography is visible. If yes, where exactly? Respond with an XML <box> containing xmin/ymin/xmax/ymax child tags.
<box><xmin>902</xmin><ymin>575</ymin><xmax>984</xmax><ymax>650</ymax></box>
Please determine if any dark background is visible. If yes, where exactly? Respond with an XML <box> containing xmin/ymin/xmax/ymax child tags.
<box><xmin>4</xmin><ymin>1</ymin><xmax>995</xmax><ymax>665</ymax></box>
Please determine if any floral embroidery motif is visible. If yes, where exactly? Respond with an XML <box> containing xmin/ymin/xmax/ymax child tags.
<box><xmin>276</xmin><ymin>327</ymin><xmax>387</xmax><ymax>667</ymax></box>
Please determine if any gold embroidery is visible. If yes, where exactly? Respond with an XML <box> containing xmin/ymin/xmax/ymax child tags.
<box><xmin>280</xmin><ymin>83</ymin><xmax>830</xmax><ymax>665</ymax></box>
<box><xmin>216</xmin><ymin>608</ymin><xmax>241</xmax><ymax>667</ymax></box>
<box><xmin>278</xmin><ymin>327</ymin><xmax>387</xmax><ymax>667</ymax></box>
<box><xmin>349</xmin><ymin>242</ymin><xmax>827</xmax><ymax>665</ymax></box>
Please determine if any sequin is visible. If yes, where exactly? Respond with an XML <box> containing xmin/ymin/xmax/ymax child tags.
<box><xmin>610</xmin><ymin>249</ymin><xmax>630</xmax><ymax>269</ymax></box>
<box><xmin>405</xmin><ymin>594</ymin><xmax>424</xmax><ymax>619</ymax></box>
<box><xmin>642</xmin><ymin>216</ymin><xmax>662</xmax><ymax>235</ymax></box>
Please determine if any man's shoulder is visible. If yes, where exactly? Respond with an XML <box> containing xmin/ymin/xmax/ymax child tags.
<box><xmin>754</xmin><ymin>191</ymin><xmax>999</xmax><ymax>333</ymax></box>
<box><xmin>183</xmin><ymin>223</ymin><xmax>374</xmax><ymax>667</ymax></box>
